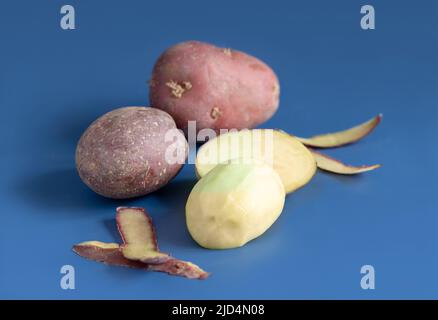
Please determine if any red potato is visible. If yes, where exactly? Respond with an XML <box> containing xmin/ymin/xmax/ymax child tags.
<box><xmin>76</xmin><ymin>107</ymin><xmax>187</xmax><ymax>199</ymax></box>
<box><xmin>149</xmin><ymin>41</ymin><xmax>280</xmax><ymax>134</ymax></box>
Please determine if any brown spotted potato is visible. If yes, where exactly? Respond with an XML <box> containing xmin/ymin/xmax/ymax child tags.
<box><xmin>149</xmin><ymin>41</ymin><xmax>280</xmax><ymax>134</ymax></box>
<box><xmin>76</xmin><ymin>107</ymin><xmax>187</xmax><ymax>199</ymax></box>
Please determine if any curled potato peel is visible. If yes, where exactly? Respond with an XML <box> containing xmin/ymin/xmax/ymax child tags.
<box><xmin>295</xmin><ymin>114</ymin><xmax>382</xmax><ymax>148</ymax></box>
<box><xmin>73</xmin><ymin>207</ymin><xmax>209</xmax><ymax>280</ymax></box>
<box><xmin>310</xmin><ymin>150</ymin><xmax>381</xmax><ymax>174</ymax></box>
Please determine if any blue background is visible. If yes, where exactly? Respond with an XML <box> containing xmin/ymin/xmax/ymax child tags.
<box><xmin>1</xmin><ymin>0</ymin><xmax>437</xmax><ymax>299</ymax></box>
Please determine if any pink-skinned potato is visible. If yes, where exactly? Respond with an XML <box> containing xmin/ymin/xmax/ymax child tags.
<box><xmin>149</xmin><ymin>41</ymin><xmax>280</xmax><ymax>133</ymax></box>
<box><xmin>76</xmin><ymin>107</ymin><xmax>188</xmax><ymax>199</ymax></box>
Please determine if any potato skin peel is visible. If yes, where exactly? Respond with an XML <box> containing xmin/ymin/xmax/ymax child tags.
<box><xmin>76</xmin><ymin>107</ymin><xmax>187</xmax><ymax>199</ymax></box>
<box><xmin>149</xmin><ymin>41</ymin><xmax>280</xmax><ymax>134</ymax></box>
<box><xmin>73</xmin><ymin>241</ymin><xmax>147</xmax><ymax>269</ymax></box>
<box><xmin>296</xmin><ymin>114</ymin><xmax>382</xmax><ymax>148</ymax></box>
<box><xmin>116</xmin><ymin>207</ymin><xmax>170</xmax><ymax>264</ymax></box>
<box><xmin>311</xmin><ymin>150</ymin><xmax>381</xmax><ymax>174</ymax></box>
<box><xmin>73</xmin><ymin>242</ymin><xmax>209</xmax><ymax>280</ymax></box>
<box><xmin>116</xmin><ymin>208</ymin><xmax>160</xmax><ymax>250</ymax></box>
<box><xmin>73</xmin><ymin>208</ymin><xmax>209</xmax><ymax>280</ymax></box>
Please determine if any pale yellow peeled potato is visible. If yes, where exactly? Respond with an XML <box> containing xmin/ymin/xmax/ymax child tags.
<box><xmin>195</xmin><ymin>129</ymin><xmax>316</xmax><ymax>194</ymax></box>
<box><xmin>186</xmin><ymin>161</ymin><xmax>285</xmax><ymax>249</ymax></box>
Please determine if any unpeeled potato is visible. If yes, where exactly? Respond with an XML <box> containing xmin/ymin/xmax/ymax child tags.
<box><xmin>149</xmin><ymin>41</ymin><xmax>280</xmax><ymax>134</ymax></box>
<box><xmin>76</xmin><ymin>107</ymin><xmax>187</xmax><ymax>199</ymax></box>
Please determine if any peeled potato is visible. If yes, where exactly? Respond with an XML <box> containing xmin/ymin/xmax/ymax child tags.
<box><xmin>195</xmin><ymin>129</ymin><xmax>316</xmax><ymax>193</ymax></box>
<box><xmin>186</xmin><ymin>161</ymin><xmax>285</xmax><ymax>249</ymax></box>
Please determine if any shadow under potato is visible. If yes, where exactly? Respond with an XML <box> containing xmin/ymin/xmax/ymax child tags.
<box><xmin>103</xmin><ymin>218</ymin><xmax>122</xmax><ymax>242</ymax></box>
<box><xmin>18</xmin><ymin>165</ymin><xmax>200</xmax><ymax>248</ymax></box>
<box><xmin>154</xmin><ymin>177</ymin><xmax>197</xmax><ymax>205</ymax></box>
<box><xmin>152</xmin><ymin>178</ymin><xmax>199</xmax><ymax>249</ymax></box>
<box><xmin>318</xmin><ymin>169</ymin><xmax>365</xmax><ymax>185</ymax></box>
<box><xmin>17</xmin><ymin>168</ymin><xmax>133</xmax><ymax>213</ymax></box>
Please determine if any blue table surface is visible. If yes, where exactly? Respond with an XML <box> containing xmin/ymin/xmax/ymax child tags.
<box><xmin>1</xmin><ymin>0</ymin><xmax>437</xmax><ymax>299</ymax></box>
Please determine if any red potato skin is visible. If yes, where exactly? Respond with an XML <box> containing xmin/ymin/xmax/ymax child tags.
<box><xmin>116</xmin><ymin>207</ymin><xmax>160</xmax><ymax>250</ymax></box>
<box><xmin>149</xmin><ymin>41</ymin><xmax>280</xmax><ymax>134</ymax></box>
<box><xmin>72</xmin><ymin>244</ymin><xmax>209</xmax><ymax>279</ymax></box>
<box><xmin>116</xmin><ymin>207</ymin><xmax>171</xmax><ymax>264</ymax></box>
<box><xmin>76</xmin><ymin>107</ymin><xmax>188</xmax><ymax>199</ymax></box>
<box><xmin>72</xmin><ymin>244</ymin><xmax>147</xmax><ymax>269</ymax></box>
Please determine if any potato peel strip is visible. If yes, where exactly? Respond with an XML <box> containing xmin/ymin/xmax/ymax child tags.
<box><xmin>73</xmin><ymin>208</ymin><xmax>209</xmax><ymax>280</ymax></box>
<box><xmin>73</xmin><ymin>242</ymin><xmax>209</xmax><ymax>279</ymax></box>
<box><xmin>116</xmin><ymin>207</ymin><xmax>170</xmax><ymax>264</ymax></box>
<box><xmin>296</xmin><ymin>114</ymin><xmax>382</xmax><ymax>148</ymax></box>
<box><xmin>311</xmin><ymin>150</ymin><xmax>381</xmax><ymax>174</ymax></box>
